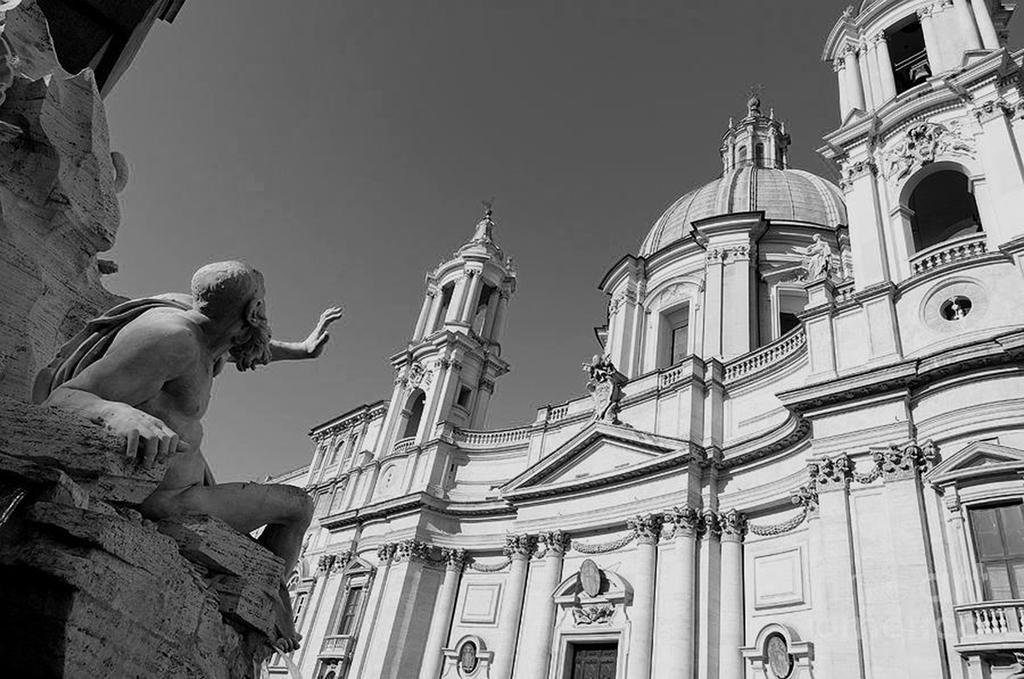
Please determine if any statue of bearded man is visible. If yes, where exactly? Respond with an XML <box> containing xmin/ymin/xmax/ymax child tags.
<box><xmin>36</xmin><ymin>261</ymin><xmax>343</xmax><ymax>653</ymax></box>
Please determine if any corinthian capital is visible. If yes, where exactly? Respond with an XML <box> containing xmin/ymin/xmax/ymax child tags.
<box><xmin>503</xmin><ymin>533</ymin><xmax>536</xmax><ymax>560</ymax></box>
<box><xmin>670</xmin><ymin>505</ymin><xmax>702</xmax><ymax>538</ymax></box>
<box><xmin>719</xmin><ymin>509</ymin><xmax>748</xmax><ymax>542</ymax></box>
<box><xmin>873</xmin><ymin>439</ymin><xmax>939</xmax><ymax>482</ymax></box>
<box><xmin>628</xmin><ymin>513</ymin><xmax>664</xmax><ymax>545</ymax></box>
<box><xmin>441</xmin><ymin>547</ymin><xmax>467</xmax><ymax>572</ymax></box>
<box><xmin>392</xmin><ymin>539</ymin><xmax>430</xmax><ymax>563</ymax></box>
<box><xmin>809</xmin><ymin>453</ymin><xmax>852</xmax><ymax>491</ymax></box>
<box><xmin>538</xmin><ymin>530</ymin><xmax>572</xmax><ymax>556</ymax></box>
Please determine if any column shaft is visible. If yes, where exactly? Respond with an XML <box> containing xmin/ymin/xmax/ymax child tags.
<box><xmin>412</xmin><ymin>291</ymin><xmax>434</xmax><ymax>342</ymax></box>
<box><xmin>844</xmin><ymin>47</ymin><xmax>866</xmax><ymax>112</ymax></box>
<box><xmin>718</xmin><ymin>534</ymin><xmax>745</xmax><ymax>678</ymax></box>
<box><xmin>459</xmin><ymin>271</ymin><xmax>484</xmax><ymax>324</ymax></box>
<box><xmin>656</xmin><ymin>514</ymin><xmax>697</xmax><ymax>679</ymax></box>
<box><xmin>493</xmin><ymin>539</ymin><xmax>532</xmax><ymax>679</ymax></box>
<box><xmin>875</xmin><ymin>34</ymin><xmax>898</xmax><ymax>101</ymax></box>
<box><xmin>491</xmin><ymin>294</ymin><xmax>510</xmax><ymax>344</ymax></box>
<box><xmin>444</xmin><ymin>276</ymin><xmax>469</xmax><ymax>324</ymax></box>
<box><xmin>835</xmin><ymin>60</ymin><xmax>850</xmax><ymax>120</ymax></box>
<box><xmin>419</xmin><ymin>553</ymin><xmax>465</xmax><ymax>679</ymax></box>
<box><xmin>970</xmin><ymin>0</ymin><xmax>1000</xmax><ymax>48</ymax></box>
<box><xmin>625</xmin><ymin>515</ymin><xmax>661</xmax><ymax>679</ymax></box>
<box><xmin>919</xmin><ymin>8</ymin><xmax>943</xmax><ymax>73</ymax></box>
<box><xmin>953</xmin><ymin>0</ymin><xmax>982</xmax><ymax>50</ymax></box>
<box><xmin>514</xmin><ymin>535</ymin><xmax>568</xmax><ymax>679</ymax></box>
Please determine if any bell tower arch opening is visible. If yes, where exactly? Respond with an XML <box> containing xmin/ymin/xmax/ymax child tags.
<box><xmin>905</xmin><ymin>168</ymin><xmax>983</xmax><ymax>252</ymax></box>
<box><xmin>887</xmin><ymin>16</ymin><xmax>929</xmax><ymax>94</ymax></box>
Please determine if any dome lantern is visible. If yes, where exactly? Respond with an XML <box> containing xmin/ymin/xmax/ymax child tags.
<box><xmin>720</xmin><ymin>93</ymin><xmax>791</xmax><ymax>173</ymax></box>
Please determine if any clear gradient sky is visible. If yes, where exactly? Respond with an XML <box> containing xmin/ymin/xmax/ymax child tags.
<box><xmin>101</xmin><ymin>1</ymin><xmax>1023</xmax><ymax>481</ymax></box>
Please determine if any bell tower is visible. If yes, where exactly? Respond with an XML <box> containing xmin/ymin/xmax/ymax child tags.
<box><xmin>375</xmin><ymin>205</ymin><xmax>517</xmax><ymax>458</ymax></box>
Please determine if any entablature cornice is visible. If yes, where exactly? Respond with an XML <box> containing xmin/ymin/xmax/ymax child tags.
<box><xmin>720</xmin><ymin>413</ymin><xmax>812</xmax><ymax>470</ymax></box>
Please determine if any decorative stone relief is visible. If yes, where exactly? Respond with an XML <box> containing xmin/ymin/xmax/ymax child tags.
<box><xmin>392</xmin><ymin>539</ymin><xmax>430</xmax><ymax>563</ymax></box>
<box><xmin>885</xmin><ymin>121</ymin><xmax>974</xmax><ymax>180</ymax></box>
<box><xmin>317</xmin><ymin>550</ymin><xmax>353</xmax><ymax>575</ymax></box>
<box><xmin>377</xmin><ymin>542</ymin><xmax>397</xmax><ymax>564</ymax></box>
<box><xmin>700</xmin><ymin>509</ymin><xmax>722</xmax><ymax>539</ymax></box>
<box><xmin>669</xmin><ymin>505</ymin><xmax>702</xmax><ymax>538</ymax></box>
<box><xmin>571</xmin><ymin>604</ymin><xmax>614</xmax><ymax>626</ymax></box>
<box><xmin>840</xmin><ymin>159</ymin><xmax>877</xmax><ymax>190</ymax></box>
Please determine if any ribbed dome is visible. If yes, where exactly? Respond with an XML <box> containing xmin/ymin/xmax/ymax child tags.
<box><xmin>639</xmin><ymin>166</ymin><xmax>847</xmax><ymax>257</ymax></box>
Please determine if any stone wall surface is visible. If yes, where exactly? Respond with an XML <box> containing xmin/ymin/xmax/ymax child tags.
<box><xmin>0</xmin><ymin>396</ymin><xmax>283</xmax><ymax>678</ymax></box>
<box><xmin>0</xmin><ymin>0</ymin><xmax>125</xmax><ymax>402</ymax></box>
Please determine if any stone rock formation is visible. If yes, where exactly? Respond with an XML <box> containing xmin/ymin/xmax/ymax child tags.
<box><xmin>0</xmin><ymin>396</ymin><xmax>283</xmax><ymax>678</ymax></box>
<box><xmin>0</xmin><ymin>0</ymin><xmax>125</xmax><ymax>402</ymax></box>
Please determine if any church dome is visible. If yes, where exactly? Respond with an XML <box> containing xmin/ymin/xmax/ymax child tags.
<box><xmin>639</xmin><ymin>98</ymin><xmax>847</xmax><ymax>257</ymax></box>
<box><xmin>640</xmin><ymin>166</ymin><xmax>847</xmax><ymax>256</ymax></box>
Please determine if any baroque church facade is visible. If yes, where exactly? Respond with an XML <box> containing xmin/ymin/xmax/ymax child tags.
<box><xmin>270</xmin><ymin>0</ymin><xmax>1024</xmax><ymax>677</ymax></box>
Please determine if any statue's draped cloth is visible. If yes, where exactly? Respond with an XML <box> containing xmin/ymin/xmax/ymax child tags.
<box><xmin>33</xmin><ymin>297</ymin><xmax>191</xmax><ymax>403</ymax></box>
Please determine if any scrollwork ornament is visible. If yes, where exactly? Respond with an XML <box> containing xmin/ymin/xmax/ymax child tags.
<box><xmin>885</xmin><ymin>121</ymin><xmax>974</xmax><ymax>180</ymax></box>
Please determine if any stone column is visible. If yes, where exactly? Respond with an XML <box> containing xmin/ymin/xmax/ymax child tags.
<box><xmin>514</xmin><ymin>531</ymin><xmax>571</xmax><ymax>679</ymax></box>
<box><xmin>862</xmin><ymin>39</ymin><xmax>882</xmax><ymax>110</ymax></box>
<box><xmin>718</xmin><ymin>509</ymin><xmax>747</xmax><ymax>679</ymax></box>
<box><xmin>481</xmin><ymin>286</ymin><xmax>501</xmax><ymax>339</ymax></box>
<box><xmin>970</xmin><ymin>0</ymin><xmax>1000</xmax><ymax>48</ymax></box>
<box><xmin>721</xmin><ymin>244</ymin><xmax>757</xmax><ymax>359</ymax></box>
<box><xmin>953</xmin><ymin>0</ymin><xmax>982</xmax><ymax>50</ymax></box>
<box><xmin>655</xmin><ymin>506</ymin><xmax>699</xmax><ymax>679</ymax></box>
<box><xmin>918</xmin><ymin>6</ymin><xmax>943</xmax><ymax>73</ymax></box>
<box><xmin>458</xmin><ymin>270</ymin><xmax>484</xmax><ymax>324</ymax></box>
<box><xmin>470</xmin><ymin>379</ymin><xmax>494</xmax><ymax>429</ymax></box>
<box><xmin>626</xmin><ymin>514</ymin><xmax>662</xmax><ymax>679</ymax></box>
<box><xmin>857</xmin><ymin>41</ymin><xmax>877</xmax><ymax>110</ymax></box>
<box><xmin>444</xmin><ymin>275</ymin><xmax>469</xmax><ymax>324</ymax></box>
<box><xmin>942</xmin><ymin>491</ymin><xmax>978</xmax><ymax>603</ymax></box>
<box><xmin>425</xmin><ymin>287</ymin><xmax>447</xmax><ymax>335</ymax></box>
<box><xmin>809</xmin><ymin>455</ymin><xmax>865</xmax><ymax>678</ymax></box>
<box><xmin>873</xmin><ymin>32</ymin><xmax>898</xmax><ymax>102</ymax></box>
<box><xmin>348</xmin><ymin>544</ymin><xmax>395</xmax><ymax>679</ymax></box>
<box><xmin>493</xmin><ymin>534</ymin><xmax>534</xmax><ymax>679</ymax></box>
<box><xmin>974</xmin><ymin>101</ymin><xmax>1024</xmax><ymax>245</ymax></box>
<box><xmin>844</xmin><ymin>45</ymin><xmax>866</xmax><ymax>112</ymax></box>
<box><xmin>835</xmin><ymin>58</ymin><xmax>850</xmax><ymax>120</ymax></box>
<box><xmin>419</xmin><ymin>549</ymin><xmax>466</xmax><ymax>679</ymax></box>
<box><xmin>702</xmin><ymin>249</ymin><xmax>726</xmax><ymax>358</ymax></box>
<box><xmin>412</xmin><ymin>289</ymin><xmax>436</xmax><ymax>342</ymax></box>
<box><xmin>875</xmin><ymin>442</ymin><xmax>946</xmax><ymax>677</ymax></box>
<box><xmin>491</xmin><ymin>292</ymin><xmax>512</xmax><ymax>346</ymax></box>
<box><xmin>696</xmin><ymin>510</ymin><xmax>722</xmax><ymax>679</ymax></box>
<box><xmin>842</xmin><ymin>159</ymin><xmax>890</xmax><ymax>289</ymax></box>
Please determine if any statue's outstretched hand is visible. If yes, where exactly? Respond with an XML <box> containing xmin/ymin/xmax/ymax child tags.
<box><xmin>303</xmin><ymin>306</ymin><xmax>343</xmax><ymax>358</ymax></box>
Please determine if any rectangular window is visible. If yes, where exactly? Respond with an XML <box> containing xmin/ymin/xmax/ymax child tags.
<box><xmin>457</xmin><ymin>385</ymin><xmax>473</xmax><ymax>409</ymax></box>
<box><xmin>777</xmin><ymin>288</ymin><xmax>807</xmax><ymax>339</ymax></box>
<box><xmin>670</xmin><ymin>323</ymin><xmax>688</xmax><ymax>365</ymax></box>
<box><xmin>969</xmin><ymin>503</ymin><xmax>1024</xmax><ymax>600</ymax></box>
<box><xmin>337</xmin><ymin>586</ymin><xmax>364</xmax><ymax>635</ymax></box>
<box><xmin>658</xmin><ymin>304</ymin><xmax>690</xmax><ymax>369</ymax></box>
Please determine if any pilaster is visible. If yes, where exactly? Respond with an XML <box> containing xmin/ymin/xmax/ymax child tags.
<box><xmin>418</xmin><ymin>548</ymin><xmax>466</xmax><ymax>679</ymax></box>
<box><xmin>696</xmin><ymin>509</ymin><xmax>722</xmax><ymax>679</ymax></box>
<box><xmin>492</xmin><ymin>534</ymin><xmax>534</xmax><ymax>679</ymax></box>
<box><xmin>718</xmin><ymin>509</ymin><xmax>747</xmax><ymax>679</ymax></box>
<box><xmin>514</xmin><ymin>531</ymin><xmax>571</xmax><ymax>679</ymax></box>
<box><xmin>654</xmin><ymin>506</ymin><xmax>699</xmax><ymax>679</ymax></box>
<box><xmin>626</xmin><ymin>514</ymin><xmax>662</xmax><ymax>679</ymax></box>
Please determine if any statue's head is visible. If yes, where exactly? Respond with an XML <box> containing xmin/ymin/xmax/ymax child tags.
<box><xmin>191</xmin><ymin>261</ymin><xmax>272</xmax><ymax>371</ymax></box>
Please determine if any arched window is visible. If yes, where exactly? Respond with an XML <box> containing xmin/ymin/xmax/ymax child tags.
<box><xmin>755</xmin><ymin>143</ymin><xmax>765</xmax><ymax>167</ymax></box>
<box><xmin>657</xmin><ymin>303</ymin><xmax>690</xmax><ymax>369</ymax></box>
<box><xmin>738</xmin><ymin>146</ymin><xmax>748</xmax><ymax>164</ymax></box>
<box><xmin>401</xmin><ymin>391</ymin><xmax>425</xmax><ymax>439</ymax></box>
<box><xmin>908</xmin><ymin>170</ymin><xmax>982</xmax><ymax>252</ymax></box>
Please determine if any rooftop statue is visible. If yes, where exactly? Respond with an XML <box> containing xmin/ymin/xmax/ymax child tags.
<box><xmin>35</xmin><ymin>260</ymin><xmax>343</xmax><ymax>654</ymax></box>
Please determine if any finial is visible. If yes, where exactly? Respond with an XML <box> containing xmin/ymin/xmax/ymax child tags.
<box><xmin>746</xmin><ymin>84</ymin><xmax>764</xmax><ymax>116</ymax></box>
<box><xmin>471</xmin><ymin>198</ymin><xmax>496</xmax><ymax>243</ymax></box>
<box><xmin>481</xmin><ymin>197</ymin><xmax>495</xmax><ymax>222</ymax></box>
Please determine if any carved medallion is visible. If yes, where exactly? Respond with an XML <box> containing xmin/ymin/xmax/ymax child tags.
<box><xmin>458</xmin><ymin>640</ymin><xmax>478</xmax><ymax>673</ymax></box>
<box><xmin>766</xmin><ymin>634</ymin><xmax>793</xmax><ymax>678</ymax></box>
<box><xmin>579</xmin><ymin>558</ymin><xmax>602</xmax><ymax>597</ymax></box>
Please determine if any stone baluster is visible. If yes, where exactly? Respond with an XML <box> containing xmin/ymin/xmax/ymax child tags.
<box><xmin>419</xmin><ymin>548</ymin><xmax>466</xmax><ymax>679</ymax></box>
<box><xmin>625</xmin><ymin>514</ymin><xmax>663</xmax><ymax>679</ymax></box>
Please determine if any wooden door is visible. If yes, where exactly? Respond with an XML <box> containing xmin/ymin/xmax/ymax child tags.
<box><xmin>570</xmin><ymin>642</ymin><xmax>617</xmax><ymax>679</ymax></box>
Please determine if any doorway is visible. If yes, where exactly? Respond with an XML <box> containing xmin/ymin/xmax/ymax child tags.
<box><xmin>568</xmin><ymin>642</ymin><xmax>617</xmax><ymax>679</ymax></box>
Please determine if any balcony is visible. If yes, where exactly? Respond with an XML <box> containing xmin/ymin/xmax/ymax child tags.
<box><xmin>954</xmin><ymin>600</ymin><xmax>1024</xmax><ymax>651</ymax></box>
<box><xmin>909</xmin><ymin>232</ymin><xmax>987</xmax><ymax>277</ymax></box>
<box><xmin>724</xmin><ymin>327</ymin><xmax>807</xmax><ymax>384</ymax></box>
<box><xmin>320</xmin><ymin>634</ymin><xmax>355</xmax><ymax>659</ymax></box>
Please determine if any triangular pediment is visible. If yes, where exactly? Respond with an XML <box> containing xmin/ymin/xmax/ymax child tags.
<box><xmin>501</xmin><ymin>422</ymin><xmax>700</xmax><ymax>499</ymax></box>
<box><xmin>926</xmin><ymin>441</ymin><xmax>1024</xmax><ymax>485</ymax></box>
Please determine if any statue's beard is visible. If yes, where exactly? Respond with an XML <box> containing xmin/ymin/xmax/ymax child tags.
<box><xmin>231</xmin><ymin>315</ymin><xmax>272</xmax><ymax>372</ymax></box>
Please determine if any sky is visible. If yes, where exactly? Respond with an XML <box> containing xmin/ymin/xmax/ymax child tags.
<box><xmin>100</xmin><ymin>1</ymin><xmax>1022</xmax><ymax>481</ymax></box>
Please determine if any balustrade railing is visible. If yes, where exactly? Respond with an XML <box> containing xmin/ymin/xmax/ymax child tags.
<box><xmin>910</xmin><ymin>232</ymin><xmax>987</xmax><ymax>276</ymax></box>
<box><xmin>320</xmin><ymin>634</ymin><xmax>355</xmax><ymax>658</ymax></box>
<box><xmin>454</xmin><ymin>426</ymin><xmax>531</xmax><ymax>449</ymax></box>
<box><xmin>724</xmin><ymin>328</ymin><xmax>807</xmax><ymax>382</ymax></box>
<box><xmin>955</xmin><ymin>600</ymin><xmax>1024</xmax><ymax>642</ymax></box>
<box><xmin>392</xmin><ymin>436</ymin><xmax>416</xmax><ymax>455</ymax></box>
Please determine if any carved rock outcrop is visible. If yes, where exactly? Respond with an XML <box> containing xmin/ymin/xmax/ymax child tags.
<box><xmin>0</xmin><ymin>396</ymin><xmax>282</xmax><ymax>678</ymax></box>
<box><xmin>0</xmin><ymin>0</ymin><xmax>124</xmax><ymax>401</ymax></box>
